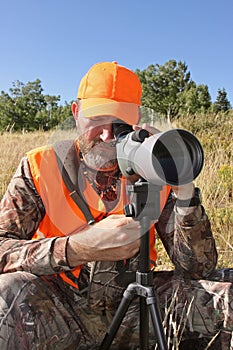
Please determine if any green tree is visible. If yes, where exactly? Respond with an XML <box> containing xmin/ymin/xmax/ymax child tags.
<box><xmin>0</xmin><ymin>79</ymin><xmax>65</xmax><ymax>131</ymax></box>
<box><xmin>214</xmin><ymin>88</ymin><xmax>232</xmax><ymax>112</ymax></box>
<box><xmin>136</xmin><ymin>60</ymin><xmax>192</xmax><ymax>121</ymax></box>
<box><xmin>39</xmin><ymin>94</ymin><xmax>62</xmax><ymax>130</ymax></box>
<box><xmin>181</xmin><ymin>83</ymin><xmax>211</xmax><ymax>115</ymax></box>
<box><xmin>197</xmin><ymin>84</ymin><xmax>212</xmax><ymax>112</ymax></box>
<box><xmin>5</xmin><ymin>79</ymin><xmax>47</xmax><ymax>130</ymax></box>
<box><xmin>0</xmin><ymin>91</ymin><xmax>15</xmax><ymax>130</ymax></box>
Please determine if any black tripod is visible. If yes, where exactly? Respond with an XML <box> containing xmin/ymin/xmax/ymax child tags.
<box><xmin>100</xmin><ymin>180</ymin><xmax>168</xmax><ymax>350</ymax></box>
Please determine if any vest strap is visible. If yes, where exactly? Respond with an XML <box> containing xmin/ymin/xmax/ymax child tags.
<box><xmin>54</xmin><ymin>140</ymin><xmax>95</xmax><ymax>225</ymax></box>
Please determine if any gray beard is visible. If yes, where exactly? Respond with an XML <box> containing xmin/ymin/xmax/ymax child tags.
<box><xmin>83</xmin><ymin>148</ymin><xmax>117</xmax><ymax>169</ymax></box>
<box><xmin>78</xmin><ymin>135</ymin><xmax>117</xmax><ymax>170</ymax></box>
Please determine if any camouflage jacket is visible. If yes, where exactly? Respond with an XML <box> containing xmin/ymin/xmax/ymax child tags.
<box><xmin>0</xmin><ymin>156</ymin><xmax>218</xmax><ymax>280</ymax></box>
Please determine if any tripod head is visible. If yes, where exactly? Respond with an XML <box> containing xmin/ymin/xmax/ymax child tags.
<box><xmin>124</xmin><ymin>180</ymin><xmax>162</xmax><ymax>222</ymax></box>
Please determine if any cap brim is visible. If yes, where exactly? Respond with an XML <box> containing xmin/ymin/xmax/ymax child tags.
<box><xmin>80</xmin><ymin>98</ymin><xmax>140</xmax><ymax>125</ymax></box>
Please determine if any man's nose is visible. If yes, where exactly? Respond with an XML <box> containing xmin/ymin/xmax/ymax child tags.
<box><xmin>100</xmin><ymin>125</ymin><xmax>113</xmax><ymax>142</ymax></box>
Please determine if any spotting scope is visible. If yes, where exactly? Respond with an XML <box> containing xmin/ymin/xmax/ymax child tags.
<box><xmin>113</xmin><ymin>122</ymin><xmax>204</xmax><ymax>186</ymax></box>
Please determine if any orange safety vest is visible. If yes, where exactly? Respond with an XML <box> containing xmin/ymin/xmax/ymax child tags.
<box><xmin>27</xmin><ymin>141</ymin><xmax>170</xmax><ymax>288</ymax></box>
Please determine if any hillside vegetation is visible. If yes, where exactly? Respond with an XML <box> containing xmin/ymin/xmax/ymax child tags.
<box><xmin>156</xmin><ymin>111</ymin><xmax>233</xmax><ymax>269</ymax></box>
<box><xmin>0</xmin><ymin>112</ymin><xmax>232</xmax><ymax>268</ymax></box>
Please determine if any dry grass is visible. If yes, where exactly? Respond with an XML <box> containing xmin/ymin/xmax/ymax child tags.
<box><xmin>176</xmin><ymin>112</ymin><xmax>233</xmax><ymax>269</ymax></box>
<box><xmin>0</xmin><ymin>130</ymin><xmax>51</xmax><ymax>197</ymax></box>
<box><xmin>0</xmin><ymin>128</ymin><xmax>77</xmax><ymax>199</ymax></box>
<box><xmin>0</xmin><ymin>115</ymin><xmax>232</xmax><ymax>349</ymax></box>
<box><xmin>196</xmin><ymin>142</ymin><xmax>233</xmax><ymax>268</ymax></box>
<box><xmin>0</xmin><ymin>114</ymin><xmax>232</xmax><ymax>270</ymax></box>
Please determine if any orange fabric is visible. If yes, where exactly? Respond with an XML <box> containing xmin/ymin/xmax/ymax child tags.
<box><xmin>77</xmin><ymin>61</ymin><xmax>142</xmax><ymax>125</ymax></box>
<box><xmin>27</xmin><ymin>143</ymin><xmax>170</xmax><ymax>288</ymax></box>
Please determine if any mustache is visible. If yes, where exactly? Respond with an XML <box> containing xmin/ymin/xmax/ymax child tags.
<box><xmin>78</xmin><ymin>136</ymin><xmax>116</xmax><ymax>155</ymax></box>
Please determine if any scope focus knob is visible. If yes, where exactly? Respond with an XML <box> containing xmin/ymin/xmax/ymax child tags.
<box><xmin>131</xmin><ymin>129</ymin><xmax>149</xmax><ymax>142</ymax></box>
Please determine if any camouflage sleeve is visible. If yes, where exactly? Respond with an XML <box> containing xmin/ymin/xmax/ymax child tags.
<box><xmin>156</xmin><ymin>192</ymin><xmax>218</xmax><ymax>279</ymax></box>
<box><xmin>0</xmin><ymin>157</ymin><xmax>71</xmax><ymax>275</ymax></box>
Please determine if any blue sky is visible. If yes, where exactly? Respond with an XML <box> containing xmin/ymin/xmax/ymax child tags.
<box><xmin>1</xmin><ymin>0</ymin><xmax>233</xmax><ymax>105</ymax></box>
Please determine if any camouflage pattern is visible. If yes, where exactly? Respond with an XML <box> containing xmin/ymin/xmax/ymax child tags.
<box><xmin>87</xmin><ymin>262</ymin><xmax>233</xmax><ymax>349</ymax></box>
<box><xmin>0</xmin><ymin>269</ymin><xmax>232</xmax><ymax>349</ymax></box>
<box><xmin>0</xmin><ymin>156</ymin><xmax>232</xmax><ymax>349</ymax></box>
<box><xmin>0</xmin><ymin>157</ymin><xmax>217</xmax><ymax>279</ymax></box>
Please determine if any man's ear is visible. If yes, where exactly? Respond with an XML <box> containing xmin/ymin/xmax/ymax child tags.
<box><xmin>71</xmin><ymin>101</ymin><xmax>79</xmax><ymax>120</ymax></box>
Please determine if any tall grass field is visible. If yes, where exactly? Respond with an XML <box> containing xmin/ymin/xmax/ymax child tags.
<box><xmin>0</xmin><ymin>112</ymin><xmax>232</xmax><ymax>269</ymax></box>
<box><xmin>0</xmin><ymin>112</ymin><xmax>232</xmax><ymax>349</ymax></box>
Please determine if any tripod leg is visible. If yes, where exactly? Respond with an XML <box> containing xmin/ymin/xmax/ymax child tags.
<box><xmin>100</xmin><ymin>290</ymin><xmax>134</xmax><ymax>350</ymax></box>
<box><xmin>140</xmin><ymin>296</ymin><xmax>149</xmax><ymax>349</ymax></box>
<box><xmin>148</xmin><ymin>301</ymin><xmax>168</xmax><ymax>350</ymax></box>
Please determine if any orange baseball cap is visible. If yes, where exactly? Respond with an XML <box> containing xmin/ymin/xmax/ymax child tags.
<box><xmin>77</xmin><ymin>61</ymin><xmax>142</xmax><ymax>125</ymax></box>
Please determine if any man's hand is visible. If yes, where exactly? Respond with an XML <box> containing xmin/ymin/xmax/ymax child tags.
<box><xmin>67</xmin><ymin>215</ymin><xmax>140</xmax><ymax>267</ymax></box>
<box><xmin>133</xmin><ymin>123</ymin><xmax>160</xmax><ymax>136</ymax></box>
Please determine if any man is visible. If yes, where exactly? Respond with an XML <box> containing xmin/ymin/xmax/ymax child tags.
<box><xmin>0</xmin><ymin>61</ymin><xmax>232</xmax><ymax>349</ymax></box>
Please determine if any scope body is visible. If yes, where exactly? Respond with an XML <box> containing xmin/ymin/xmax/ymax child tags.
<box><xmin>115</xmin><ymin>127</ymin><xmax>204</xmax><ymax>186</ymax></box>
